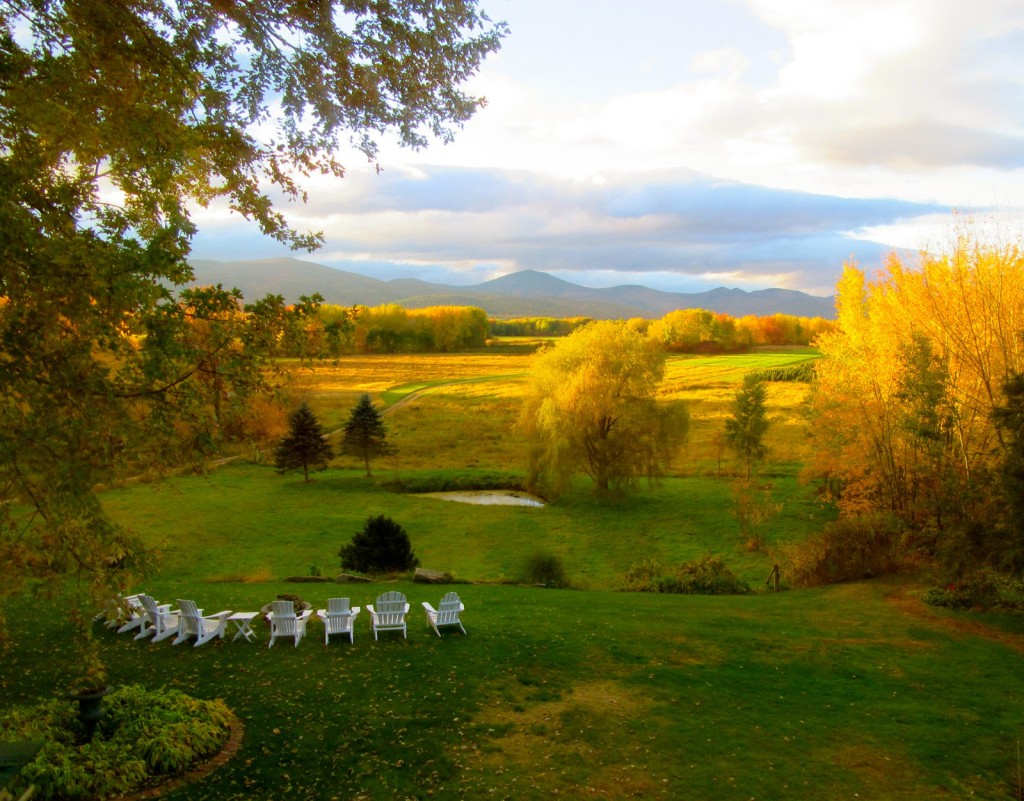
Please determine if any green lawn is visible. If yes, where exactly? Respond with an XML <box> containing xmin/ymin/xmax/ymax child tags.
<box><xmin>4</xmin><ymin>577</ymin><xmax>1021</xmax><ymax>800</ymax></box>
<box><xmin>4</xmin><ymin>349</ymin><xmax>1023</xmax><ymax>800</ymax></box>
<box><xmin>98</xmin><ymin>463</ymin><xmax>826</xmax><ymax>588</ymax></box>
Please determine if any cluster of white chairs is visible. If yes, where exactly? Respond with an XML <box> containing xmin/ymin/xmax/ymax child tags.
<box><xmin>102</xmin><ymin>591</ymin><xmax>466</xmax><ymax>649</ymax></box>
<box><xmin>270</xmin><ymin>591</ymin><xmax>466</xmax><ymax>647</ymax></box>
<box><xmin>101</xmin><ymin>593</ymin><xmax>235</xmax><ymax>647</ymax></box>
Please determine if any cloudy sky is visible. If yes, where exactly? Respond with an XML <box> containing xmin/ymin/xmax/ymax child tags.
<box><xmin>189</xmin><ymin>0</ymin><xmax>1024</xmax><ymax>297</ymax></box>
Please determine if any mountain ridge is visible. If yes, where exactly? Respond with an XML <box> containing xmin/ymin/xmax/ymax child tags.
<box><xmin>186</xmin><ymin>258</ymin><xmax>837</xmax><ymax>319</ymax></box>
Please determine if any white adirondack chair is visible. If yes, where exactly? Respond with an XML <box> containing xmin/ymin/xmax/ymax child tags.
<box><xmin>98</xmin><ymin>593</ymin><xmax>147</xmax><ymax>634</ymax></box>
<box><xmin>267</xmin><ymin>600</ymin><xmax>312</xmax><ymax>648</ymax></box>
<box><xmin>367</xmin><ymin>591</ymin><xmax>410</xmax><ymax>640</ymax></box>
<box><xmin>317</xmin><ymin>597</ymin><xmax>361</xmax><ymax>645</ymax></box>
<box><xmin>173</xmin><ymin>599</ymin><xmax>234</xmax><ymax>647</ymax></box>
<box><xmin>422</xmin><ymin>592</ymin><xmax>467</xmax><ymax>637</ymax></box>
<box><xmin>135</xmin><ymin>594</ymin><xmax>180</xmax><ymax>643</ymax></box>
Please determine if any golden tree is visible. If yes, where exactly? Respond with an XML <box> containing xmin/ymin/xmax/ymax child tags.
<box><xmin>520</xmin><ymin>321</ymin><xmax>688</xmax><ymax>498</ymax></box>
<box><xmin>805</xmin><ymin>226</ymin><xmax>1024</xmax><ymax>569</ymax></box>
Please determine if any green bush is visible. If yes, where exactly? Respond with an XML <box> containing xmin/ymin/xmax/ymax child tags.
<box><xmin>622</xmin><ymin>559</ymin><xmax>663</xmax><ymax>592</ymax></box>
<box><xmin>782</xmin><ymin>513</ymin><xmax>904</xmax><ymax>587</ymax></box>
<box><xmin>340</xmin><ymin>514</ymin><xmax>420</xmax><ymax>574</ymax></box>
<box><xmin>0</xmin><ymin>685</ymin><xmax>231</xmax><ymax>800</ymax></box>
<box><xmin>521</xmin><ymin>551</ymin><xmax>568</xmax><ymax>587</ymax></box>
<box><xmin>923</xmin><ymin>570</ymin><xmax>1024</xmax><ymax>613</ymax></box>
<box><xmin>748</xmin><ymin>363</ymin><xmax>816</xmax><ymax>383</ymax></box>
<box><xmin>622</xmin><ymin>554</ymin><xmax>751</xmax><ymax>595</ymax></box>
<box><xmin>381</xmin><ymin>471</ymin><xmax>526</xmax><ymax>494</ymax></box>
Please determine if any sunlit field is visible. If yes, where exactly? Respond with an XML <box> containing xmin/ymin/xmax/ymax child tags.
<box><xmin>286</xmin><ymin>345</ymin><xmax>820</xmax><ymax>474</ymax></box>
<box><xmin>662</xmin><ymin>348</ymin><xmax>821</xmax><ymax>467</ymax></box>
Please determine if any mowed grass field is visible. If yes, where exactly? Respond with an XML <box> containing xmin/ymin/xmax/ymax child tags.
<box><xmin>286</xmin><ymin>346</ymin><xmax>820</xmax><ymax>473</ymax></box>
<box><xmin>5</xmin><ymin>345</ymin><xmax>1024</xmax><ymax>801</ymax></box>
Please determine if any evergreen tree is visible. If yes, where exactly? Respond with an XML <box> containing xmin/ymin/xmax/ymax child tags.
<box><xmin>340</xmin><ymin>515</ymin><xmax>419</xmax><ymax>574</ymax></box>
<box><xmin>993</xmin><ymin>372</ymin><xmax>1024</xmax><ymax>573</ymax></box>
<box><xmin>340</xmin><ymin>393</ymin><xmax>393</xmax><ymax>476</ymax></box>
<box><xmin>275</xmin><ymin>403</ymin><xmax>333</xmax><ymax>482</ymax></box>
<box><xmin>725</xmin><ymin>374</ymin><xmax>770</xmax><ymax>480</ymax></box>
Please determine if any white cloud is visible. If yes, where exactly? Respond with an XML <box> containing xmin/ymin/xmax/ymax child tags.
<box><xmin>189</xmin><ymin>0</ymin><xmax>1024</xmax><ymax>296</ymax></box>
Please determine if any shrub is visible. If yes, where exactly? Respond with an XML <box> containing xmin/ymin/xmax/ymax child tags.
<box><xmin>0</xmin><ymin>685</ymin><xmax>231</xmax><ymax>800</ymax></box>
<box><xmin>783</xmin><ymin>512</ymin><xmax>904</xmax><ymax>587</ymax></box>
<box><xmin>381</xmin><ymin>471</ymin><xmax>526</xmax><ymax>494</ymax></box>
<box><xmin>521</xmin><ymin>551</ymin><xmax>568</xmax><ymax>587</ymax></box>
<box><xmin>923</xmin><ymin>570</ymin><xmax>1024</xmax><ymax>613</ymax></box>
<box><xmin>340</xmin><ymin>514</ymin><xmax>420</xmax><ymax>574</ymax></box>
<box><xmin>622</xmin><ymin>559</ymin><xmax>662</xmax><ymax>592</ymax></box>
<box><xmin>749</xmin><ymin>363</ymin><xmax>816</xmax><ymax>383</ymax></box>
<box><xmin>673</xmin><ymin>553</ymin><xmax>752</xmax><ymax>594</ymax></box>
<box><xmin>622</xmin><ymin>554</ymin><xmax>751</xmax><ymax>595</ymax></box>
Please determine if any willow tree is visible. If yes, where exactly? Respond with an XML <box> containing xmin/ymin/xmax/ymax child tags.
<box><xmin>0</xmin><ymin>0</ymin><xmax>506</xmax><ymax>678</ymax></box>
<box><xmin>520</xmin><ymin>321</ymin><xmax>689</xmax><ymax>498</ymax></box>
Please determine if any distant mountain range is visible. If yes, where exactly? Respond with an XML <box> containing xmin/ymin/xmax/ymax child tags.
<box><xmin>186</xmin><ymin>257</ymin><xmax>837</xmax><ymax>320</ymax></box>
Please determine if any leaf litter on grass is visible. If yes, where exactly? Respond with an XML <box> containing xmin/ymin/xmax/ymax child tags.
<box><xmin>458</xmin><ymin>680</ymin><xmax>668</xmax><ymax>800</ymax></box>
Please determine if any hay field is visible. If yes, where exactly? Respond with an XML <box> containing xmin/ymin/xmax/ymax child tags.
<box><xmin>285</xmin><ymin>345</ymin><xmax>820</xmax><ymax>474</ymax></box>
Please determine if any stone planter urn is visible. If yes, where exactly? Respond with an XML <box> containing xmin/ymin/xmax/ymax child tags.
<box><xmin>69</xmin><ymin>687</ymin><xmax>110</xmax><ymax>742</ymax></box>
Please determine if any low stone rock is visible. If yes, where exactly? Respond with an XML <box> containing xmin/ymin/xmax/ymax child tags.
<box><xmin>335</xmin><ymin>572</ymin><xmax>372</xmax><ymax>583</ymax></box>
<box><xmin>414</xmin><ymin>567</ymin><xmax>453</xmax><ymax>584</ymax></box>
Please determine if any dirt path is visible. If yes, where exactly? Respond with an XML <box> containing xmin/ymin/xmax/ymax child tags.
<box><xmin>322</xmin><ymin>381</ymin><xmax>451</xmax><ymax>440</ymax></box>
<box><xmin>884</xmin><ymin>585</ymin><xmax>1024</xmax><ymax>653</ymax></box>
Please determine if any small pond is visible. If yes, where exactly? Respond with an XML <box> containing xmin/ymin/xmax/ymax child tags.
<box><xmin>416</xmin><ymin>490</ymin><xmax>545</xmax><ymax>507</ymax></box>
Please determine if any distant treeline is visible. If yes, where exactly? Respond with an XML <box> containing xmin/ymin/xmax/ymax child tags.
<box><xmin>317</xmin><ymin>303</ymin><xmax>488</xmax><ymax>353</ymax></box>
<box><xmin>491</xmin><ymin>309</ymin><xmax>835</xmax><ymax>351</ymax></box>
<box><xmin>307</xmin><ymin>304</ymin><xmax>835</xmax><ymax>354</ymax></box>
<box><xmin>643</xmin><ymin>309</ymin><xmax>835</xmax><ymax>351</ymax></box>
<box><xmin>488</xmin><ymin>316</ymin><xmax>593</xmax><ymax>337</ymax></box>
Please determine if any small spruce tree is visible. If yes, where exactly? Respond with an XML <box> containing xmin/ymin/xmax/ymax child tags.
<box><xmin>275</xmin><ymin>402</ymin><xmax>333</xmax><ymax>482</ymax></box>
<box><xmin>340</xmin><ymin>515</ymin><xmax>419</xmax><ymax>574</ymax></box>
<box><xmin>340</xmin><ymin>393</ymin><xmax>393</xmax><ymax>476</ymax></box>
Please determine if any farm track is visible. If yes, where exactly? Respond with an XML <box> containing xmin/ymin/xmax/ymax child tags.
<box><xmin>885</xmin><ymin>585</ymin><xmax>1024</xmax><ymax>653</ymax></box>
<box><xmin>328</xmin><ymin>371</ymin><xmax>525</xmax><ymax>434</ymax></box>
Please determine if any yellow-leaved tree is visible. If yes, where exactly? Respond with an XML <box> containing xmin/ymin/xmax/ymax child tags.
<box><xmin>520</xmin><ymin>321</ymin><xmax>689</xmax><ymax>498</ymax></box>
<box><xmin>805</xmin><ymin>226</ymin><xmax>1024</xmax><ymax>570</ymax></box>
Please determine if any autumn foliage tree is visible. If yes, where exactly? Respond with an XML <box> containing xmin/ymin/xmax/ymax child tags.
<box><xmin>520</xmin><ymin>321</ymin><xmax>689</xmax><ymax>498</ymax></box>
<box><xmin>992</xmin><ymin>373</ymin><xmax>1024</xmax><ymax>572</ymax></box>
<box><xmin>354</xmin><ymin>304</ymin><xmax>488</xmax><ymax>352</ymax></box>
<box><xmin>0</xmin><ymin>0</ymin><xmax>505</xmax><ymax>676</ymax></box>
<box><xmin>804</xmin><ymin>226</ymin><xmax>1024</xmax><ymax>573</ymax></box>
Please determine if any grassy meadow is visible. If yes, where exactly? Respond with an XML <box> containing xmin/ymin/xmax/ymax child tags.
<box><xmin>5</xmin><ymin>344</ymin><xmax>1024</xmax><ymax>800</ymax></box>
<box><xmin>286</xmin><ymin>346</ymin><xmax>820</xmax><ymax>474</ymax></box>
